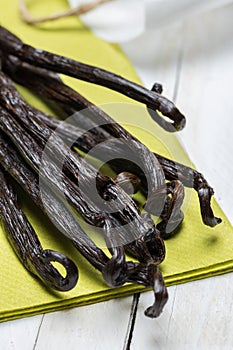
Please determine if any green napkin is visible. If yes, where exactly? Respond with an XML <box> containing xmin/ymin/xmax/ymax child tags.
<box><xmin>0</xmin><ymin>0</ymin><xmax>233</xmax><ymax>323</ymax></box>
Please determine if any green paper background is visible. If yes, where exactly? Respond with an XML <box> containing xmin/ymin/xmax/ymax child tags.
<box><xmin>0</xmin><ymin>0</ymin><xmax>233</xmax><ymax>323</ymax></box>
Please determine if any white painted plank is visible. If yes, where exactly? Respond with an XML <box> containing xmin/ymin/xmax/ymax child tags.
<box><xmin>130</xmin><ymin>5</ymin><xmax>233</xmax><ymax>350</ymax></box>
<box><xmin>132</xmin><ymin>273</ymin><xmax>233</xmax><ymax>350</ymax></box>
<box><xmin>0</xmin><ymin>315</ymin><xmax>43</xmax><ymax>350</ymax></box>
<box><xmin>177</xmin><ymin>3</ymin><xmax>233</xmax><ymax>224</ymax></box>
<box><xmin>130</xmin><ymin>286</ymin><xmax>178</xmax><ymax>349</ymax></box>
<box><xmin>35</xmin><ymin>297</ymin><xmax>133</xmax><ymax>350</ymax></box>
<box><xmin>123</xmin><ymin>3</ymin><xmax>233</xmax><ymax>225</ymax></box>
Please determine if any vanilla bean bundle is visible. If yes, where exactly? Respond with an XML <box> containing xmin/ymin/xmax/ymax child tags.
<box><xmin>1</xmin><ymin>54</ymin><xmax>220</xmax><ymax>228</ymax></box>
<box><xmin>0</xmin><ymin>26</ymin><xmax>221</xmax><ymax>319</ymax></box>
<box><xmin>0</xmin><ymin>74</ymin><xmax>167</xmax><ymax>317</ymax></box>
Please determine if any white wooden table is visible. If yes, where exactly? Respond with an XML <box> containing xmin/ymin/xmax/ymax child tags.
<box><xmin>1</xmin><ymin>4</ymin><xmax>233</xmax><ymax>349</ymax></box>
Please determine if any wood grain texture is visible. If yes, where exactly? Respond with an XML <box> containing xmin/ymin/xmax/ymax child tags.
<box><xmin>177</xmin><ymin>3</ymin><xmax>233</xmax><ymax>224</ymax></box>
<box><xmin>33</xmin><ymin>297</ymin><xmax>133</xmax><ymax>350</ymax></box>
<box><xmin>129</xmin><ymin>4</ymin><xmax>233</xmax><ymax>350</ymax></box>
<box><xmin>131</xmin><ymin>273</ymin><xmax>233</xmax><ymax>350</ymax></box>
<box><xmin>0</xmin><ymin>315</ymin><xmax>43</xmax><ymax>350</ymax></box>
<box><xmin>121</xmin><ymin>22</ymin><xmax>184</xmax><ymax>100</ymax></box>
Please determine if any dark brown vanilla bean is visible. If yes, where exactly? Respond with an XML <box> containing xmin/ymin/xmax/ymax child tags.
<box><xmin>108</xmin><ymin>151</ymin><xmax>221</xmax><ymax>227</ymax></box>
<box><xmin>0</xmin><ymin>167</ymin><xmax>78</xmax><ymax>291</ymax></box>
<box><xmin>0</xmin><ymin>26</ymin><xmax>185</xmax><ymax>131</ymax></box>
<box><xmin>144</xmin><ymin>264</ymin><xmax>168</xmax><ymax>318</ymax></box>
<box><xmin>1</xmin><ymin>54</ymin><xmax>114</xmax><ymax>145</ymax></box>
<box><xmin>149</xmin><ymin>180</ymin><xmax>185</xmax><ymax>238</ymax></box>
<box><xmin>1</xmin><ymin>55</ymin><xmax>167</xmax><ymax>216</ymax></box>
<box><xmin>153</xmin><ymin>154</ymin><xmax>222</xmax><ymax>227</ymax></box>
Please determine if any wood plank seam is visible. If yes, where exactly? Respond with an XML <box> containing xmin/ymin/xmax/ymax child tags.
<box><xmin>122</xmin><ymin>293</ymin><xmax>140</xmax><ymax>350</ymax></box>
<box><xmin>173</xmin><ymin>36</ymin><xmax>185</xmax><ymax>103</ymax></box>
<box><xmin>165</xmin><ymin>285</ymin><xmax>178</xmax><ymax>343</ymax></box>
<box><xmin>33</xmin><ymin>314</ymin><xmax>45</xmax><ymax>350</ymax></box>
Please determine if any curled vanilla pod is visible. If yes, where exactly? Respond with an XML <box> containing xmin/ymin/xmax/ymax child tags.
<box><xmin>0</xmin><ymin>26</ymin><xmax>185</xmax><ymax>131</ymax></box>
<box><xmin>102</xmin><ymin>149</ymin><xmax>221</xmax><ymax>229</ymax></box>
<box><xmin>147</xmin><ymin>180</ymin><xmax>185</xmax><ymax>238</ymax></box>
<box><xmin>0</xmin><ymin>166</ymin><xmax>78</xmax><ymax>291</ymax></box>
<box><xmin>153</xmin><ymin>154</ymin><xmax>222</xmax><ymax>227</ymax></box>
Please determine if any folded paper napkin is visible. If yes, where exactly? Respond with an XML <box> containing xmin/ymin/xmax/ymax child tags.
<box><xmin>0</xmin><ymin>0</ymin><xmax>233</xmax><ymax>322</ymax></box>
